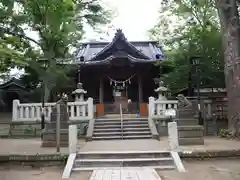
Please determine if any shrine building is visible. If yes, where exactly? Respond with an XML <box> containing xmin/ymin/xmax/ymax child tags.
<box><xmin>72</xmin><ymin>29</ymin><xmax>164</xmax><ymax>116</ymax></box>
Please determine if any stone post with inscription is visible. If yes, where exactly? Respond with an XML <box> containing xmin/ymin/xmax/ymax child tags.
<box><xmin>42</xmin><ymin>96</ymin><xmax>69</xmax><ymax>147</ymax></box>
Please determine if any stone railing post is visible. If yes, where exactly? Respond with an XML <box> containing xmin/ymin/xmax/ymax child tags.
<box><xmin>87</xmin><ymin>97</ymin><xmax>94</xmax><ymax>119</ymax></box>
<box><xmin>12</xmin><ymin>99</ymin><xmax>20</xmax><ymax>121</ymax></box>
<box><xmin>168</xmin><ymin>122</ymin><xmax>179</xmax><ymax>151</ymax></box>
<box><xmin>148</xmin><ymin>97</ymin><xmax>155</xmax><ymax>117</ymax></box>
<box><xmin>68</xmin><ymin>124</ymin><xmax>78</xmax><ymax>153</ymax></box>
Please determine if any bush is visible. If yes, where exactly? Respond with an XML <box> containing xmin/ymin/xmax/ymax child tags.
<box><xmin>219</xmin><ymin>128</ymin><xmax>231</xmax><ymax>138</ymax></box>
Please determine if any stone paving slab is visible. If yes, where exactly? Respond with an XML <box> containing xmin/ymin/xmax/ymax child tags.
<box><xmin>90</xmin><ymin>168</ymin><xmax>161</xmax><ymax>180</ymax></box>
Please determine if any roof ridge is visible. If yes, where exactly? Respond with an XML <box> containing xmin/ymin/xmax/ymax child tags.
<box><xmin>91</xmin><ymin>29</ymin><xmax>150</xmax><ymax>60</ymax></box>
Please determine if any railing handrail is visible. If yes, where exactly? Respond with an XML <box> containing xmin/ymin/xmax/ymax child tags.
<box><xmin>120</xmin><ymin>104</ymin><xmax>123</xmax><ymax>139</ymax></box>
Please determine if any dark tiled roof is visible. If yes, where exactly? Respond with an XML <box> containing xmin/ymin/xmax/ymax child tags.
<box><xmin>74</xmin><ymin>29</ymin><xmax>164</xmax><ymax>64</ymax></box>
<box><xmin>0</xmin><ymin>77</ymin><xmax>25</xmax><ymax>89</ymax></box>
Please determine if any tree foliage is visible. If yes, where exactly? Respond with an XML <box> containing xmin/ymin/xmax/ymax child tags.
<box><xmin>0</xmin><ymin>0</ymin><xmax>111</xmax><ymax>101</ymax></box>
<box><xmin>150</xmin><ymin>0</ymin><xmax>224</xmax><ymax>93</ymax></box>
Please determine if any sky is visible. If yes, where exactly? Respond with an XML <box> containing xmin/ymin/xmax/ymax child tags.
<box><xmin>8</xmin><ymin>0</ymin><xmax>161</xmax><ymax>78</ymax></box>
<box><xmin>85</xmin><ymin>0</ymin><xmax>161</xmax><ymax>41</ymax></box>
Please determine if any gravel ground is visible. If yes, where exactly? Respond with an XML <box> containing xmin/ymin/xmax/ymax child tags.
<box><xmin>0</xmin><ymin>165</ymin><xmax>92</xmax><ymax>180</ymax></box>
<box><xmin>1</xmin><ymin>159</ymin><xmax>240</xmax><ymax>180</ymax></box>
<box><xmin>158</xmin><ymin>159</ymin><xmax>240</xmax><ymax>180</ymax></box>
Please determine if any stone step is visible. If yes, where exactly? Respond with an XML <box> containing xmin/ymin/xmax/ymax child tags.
<box><xmin>178</xmin><ymin>131</ymin><xmax>204</xmax><ymax>138</ymax></box>
<box><xmin>94</xmin><ymin>121</ymin><xmax>148</xmax><ymax>126</ymax></box>
<box><xmin>74</xmin><ymin>157</ymin><xmax>173</xmax><ymax>168</ymax></box>
<box><xmin>94</xmin><ymin>128</ymin><xmax>122</xmax><ymax>132</ymax></box>
<box><xmin>178</xmin><ymin>137</ymin><xmax>204</xmax><ymax>145</ymax></box>
<box><xmin>41</xmin><ymin>140</ymin><xmax>68</xmax><ymax>147</ymax></box>
<box><xmin>42</xmin><ymin>133</ymin><xmax>69</xmax><ymax>141</ymax></box>
<box><xmin>72</xmin><ymin>165</ymin><xmax>175</xmax><ymax>171</ymax></box>
<box><xmin>123</xmin><ymin>124</ymin><xmax>149</xmax><ymax>128</ymax></box>
<box><xmin>96</xmin><ymin>118</ymin><xmax>147</xmax><ymax>121</ymax></box>
<box><xmin>76</xmin><ymin>151</ymin><xmax>172</xmax><ymax>159</ymax></box>
<box><xmin>92</xmin><ymin>135</ymin><xmax>152</xmax><ymax>140</ymax></box>
<box><xmin>94</xmin><ymin>124</ymin><xmax>149</xmax><ymax>129</ymax></box>
<box><xmin>124</xmin><ymin>127</ymin><xmax>150</xmax><ymax>131</ymax></box>
<box><xmin>94</xmin><ymin>122</ymin><xmax>121</xmax><ymax>126</ymax></box>
<box><xmin>94</xmin><ymin>127</ymin><xmax>150</xmax><ymax>133</ymax></box>
<box><xmin>45</xmin><ymin>123</ymin><xmax>69</xmax><ymax>129</ymax></box>
<box><xmin>94</xmin><ymin>125</ymin><xmax>121</xmax><ymax>129</ymax></box>
<box><xmin>178</xmin><ymin>130</ymin><xmax>203</xmax><ymax>138</ymax></box>
<box><xmin>93</xmin><ymin>131</ymin><xmax>151</xmax><ymax>137</ymax></box>
<box><xmin>123</xmin><ymin>121</ymin><xmax>148</xmax><ymax>125</ymax></box>
<box><xmin>175</xmin><ymin>119</ymin><xmax>198</xmax><ymax>126</ymax></box>
<box><xmin>178</xmin><ymin>125</ymin><xmax>204</xmax><ymax>138</ymax></box>
<box><xmin>178</xmin><ymin>125</ymin><xmax>204</xmax><ymax>131</ymax></box>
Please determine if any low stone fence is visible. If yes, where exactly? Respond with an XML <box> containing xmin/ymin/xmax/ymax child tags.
<box><xmin>148</xmin><ymin>97</ymin><xmax>212</xmax><ymax>118</ymax></box>
<box><xmin>12</xmin><ymin>98</ymin><xmax>94</xmax><ymax>123</ymax></box>
<box><xmin>148</xmin><ymin>97</ymin><xmax>229</xmax><ymax>136</ymax></box>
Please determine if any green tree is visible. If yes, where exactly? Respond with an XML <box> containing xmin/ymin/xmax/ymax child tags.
<box><xmin>150</xmin><ymin>0</ymin><xmax>224</xmax><ymax>93</ymax></box>
<box><xmin>0</xmin><ymin>0</ymin><xmax>33</xmax><ymax>73</ymax></box>
<box><xmin>1</xmin><ymin>0</ymin><xmax>111</xmax><ymax>101</ymax></box>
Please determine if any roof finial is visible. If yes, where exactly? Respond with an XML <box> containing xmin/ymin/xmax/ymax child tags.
<box><xmin>115</xmin><ymin>29</ymin><xmax>126</xmax><ymax>40</ymax></box>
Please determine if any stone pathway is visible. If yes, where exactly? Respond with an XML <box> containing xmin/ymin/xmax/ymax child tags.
<box><xmin>79</xmin><ymin>139</ymin><xmax>167</xmax><ymax>152</ymax></box>
<box><xmin>89</xmin><ymin>168</ymin><xmax>161</xmax><ymax>180</ymax></box>
<box><xmin>0</xmin><ymin>137</ymin><xmax>239</xmax><ymax>154</ymax></box>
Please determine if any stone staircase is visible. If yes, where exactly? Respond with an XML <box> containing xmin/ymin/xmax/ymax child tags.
<box><xmin>62</xmin><ymin>150</ymin><xmax>186</xmax><ymax>178</ymax></box>
<box><xmin>176</xmin><ymin>103</ymin><xmax>204</xmax><ymax>145</ymax></box>
<box><xmin>92</xmin><ymin>117</ymin><xmax>152</xmax><ymax>140</ymax></box>
<box><xmin>72</xmin><ymin>151</ymin><xmax>177</xmax><ymax>171</ymax></box>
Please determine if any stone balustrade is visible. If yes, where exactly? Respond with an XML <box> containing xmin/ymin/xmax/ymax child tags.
<box><xmin>12</xmin><ymin>98</ymin><xmax>94</xmax><ymax>122</ymax></box>
<box><xmin>148</xmin><ymin>97</ymin><xmax>212</xmax><ymax>118</ymax></box>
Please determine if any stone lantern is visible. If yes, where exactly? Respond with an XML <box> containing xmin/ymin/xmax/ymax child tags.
<box><xmin>155</xmin><ymin>81</ymin><xmax>168</xmax><ymax>100</ymax></box>
<box><xmin>72</xmin><ymin>82</ymin><xmax>87</xmax><ymax>101</ymax></box>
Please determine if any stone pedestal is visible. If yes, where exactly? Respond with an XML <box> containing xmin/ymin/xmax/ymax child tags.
<box><xmin>42</xmin><ymin>99</ymin><xmax>69</xmax><ymax>147</ymax></box>
<box><xmin>176</xmin><ymin>95</ymin><xmax>204</xmax><ymax>145</ymax></box>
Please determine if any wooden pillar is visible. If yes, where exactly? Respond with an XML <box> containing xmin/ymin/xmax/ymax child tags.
<box><xmin>138</xmin><ymin>75</ymin><xmax>148</xmax><ymax>116</ymax></box>
<box><xmin>99</xmin><ymin>77</ymin><xmax>104</xmax><ymax>104</ymax></box>
<box><xmin>138</xmin><ymin>75</ymin><xmax>143</xmax><ymax>103</ymax></box>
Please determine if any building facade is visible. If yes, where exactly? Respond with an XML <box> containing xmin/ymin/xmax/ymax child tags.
<box><xmin>73</xmin><ymin>29</ymin><xmax>164</xmax><ymax>115</ymax></box>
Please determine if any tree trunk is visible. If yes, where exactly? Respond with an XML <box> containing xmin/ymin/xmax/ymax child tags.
<box><xmin>215</xmin><ymin>0</ymin><xmax>240</xmax><ymax>136</ymax></box>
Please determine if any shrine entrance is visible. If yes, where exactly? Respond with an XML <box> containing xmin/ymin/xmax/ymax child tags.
<box><xmin>104</xmin><ymin>74</ymin><xmax>139</xmax><ymax>114</ymax></box>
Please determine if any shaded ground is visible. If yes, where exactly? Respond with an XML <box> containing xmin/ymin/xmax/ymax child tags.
<box><xmin>0</xmin><ymin>160</ymin><xmax>240</xmax><ymax>180</ymax></box>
